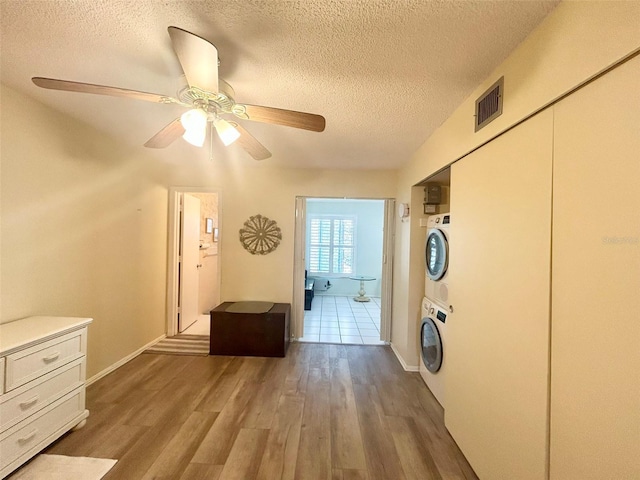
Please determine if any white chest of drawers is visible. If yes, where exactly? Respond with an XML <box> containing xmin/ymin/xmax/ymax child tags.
<box><xmin>0</xmin><ymin>316</ymin><xmax>92</xmax><ymax>479</ymax></box>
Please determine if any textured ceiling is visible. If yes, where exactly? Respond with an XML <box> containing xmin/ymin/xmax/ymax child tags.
<box><xmin>0</xmin><ymin>0</ymin><xmax>559</xmax><ymax>170</ymax></box>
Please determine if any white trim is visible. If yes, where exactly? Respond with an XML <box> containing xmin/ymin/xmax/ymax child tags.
<box><xmin>390</xmin><ymin>342</ymin><xmax>419</xmax><ymax>372</ymax></box>
<box><xmin>166</xmin><ymin>190</ymin><xmax>181</xmax><ymax>338</ymax></box>
<box><xmin>292</xmin><ymin>197</ymin><xmax>306</xmax><ymax>339</ymax></box>
<box><xmin>380</xmin><ymin>199</ymin><xmax>395</xmax><ymax>342</ymax></box>
<box><xmin>86</xmin><ymin>334</ymin><xmax>166</xmax><ymax>386</ymax></box>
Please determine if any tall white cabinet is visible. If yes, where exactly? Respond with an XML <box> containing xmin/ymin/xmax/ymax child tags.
<box><xmin>446</xmin><ymin>110</ymin><xmax>553</xmax><ymax>480</ymax></box>
<box><xmin>444</xmin><ymin>55</ymin><xmax>640</xmax><ymax>479</ymax></box>
<box><xmin>0</xmin><ymin>316</ymin><xmax>92</xmax><ymax>478</ymax></box>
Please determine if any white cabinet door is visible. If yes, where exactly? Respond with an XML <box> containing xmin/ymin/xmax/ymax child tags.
<box><xmin>551</xmin><ymin>55</ymin><xmax>640</xmax><ymax>479</ymax></box>
<box><xmin>179</xmin><ymin>194</ymin><xmax>201</xmax><ymax>332</ymax></box>
<box><xmin>446</xmin><ymin>109</ymin><xmax>553</xmax><ymax>480</ymax></box>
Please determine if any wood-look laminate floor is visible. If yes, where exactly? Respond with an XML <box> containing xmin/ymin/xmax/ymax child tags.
<box><xmin>44</xmin><ymin>343</ymin><xmax>478</xmax><ymax>480</ymax></box>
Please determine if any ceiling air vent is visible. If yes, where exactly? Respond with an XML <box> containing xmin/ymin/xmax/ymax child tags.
<box><xmin>474</xmin><ymin>76</ymin><xmax>504</xmax><ymax>132</ymax></box>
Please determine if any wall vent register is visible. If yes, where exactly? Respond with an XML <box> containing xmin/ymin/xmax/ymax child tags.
<box><xmin>475</xmin><ymin>76</ymin><xmax>504</xmax><ymax>132</ymax></box>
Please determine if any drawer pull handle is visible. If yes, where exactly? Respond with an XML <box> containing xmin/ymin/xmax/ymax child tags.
<box><xmin>18</xmin><ymin>429</ymin><xmax>38</xmax><ymax>444</ymax></box>
<box><xmin>19</xmin><ymin>395</ymin><xmax>40</xmax><ymax>409</ymax></box>
<box><xmin>42</xmin><ymin>352</ymin><xmax>60</xmax><ymax>363</ymax></box>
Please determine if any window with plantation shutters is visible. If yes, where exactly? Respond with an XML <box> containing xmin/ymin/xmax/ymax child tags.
<box><xmin>308</xmin><ymin>215</ymin><xmax>356</xmax><ymax>275</ymax></box>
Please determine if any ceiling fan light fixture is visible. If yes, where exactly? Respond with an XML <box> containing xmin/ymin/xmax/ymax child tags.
<box><xmin>180</xmin><ymin>108</ymin><xmax>208</xmax><ymax>147</ymax></box>
<box><xmin>214</xmin><ymin>117</ymin><xmax>241</xmax><ymax>146</ymax></box>
<box><xmin>32</xmin><ymin>27</ymin><xmax>323</xmax><ymax>158</ymax></box>
<box><xmin>182</xmin><ymin>126</ymin><xmax>206</xmax><ymax>147</ymax></box>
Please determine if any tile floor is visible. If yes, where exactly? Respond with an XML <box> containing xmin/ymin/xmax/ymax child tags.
<box><xmin>184</xmin><ymin>297</ymin><xmax>384</xmax><ymax>346</ymax></box>
<box><xmin>299</xmin><ymin>295</ymin><xmax>385</xmax><ymax>345</ymax></box>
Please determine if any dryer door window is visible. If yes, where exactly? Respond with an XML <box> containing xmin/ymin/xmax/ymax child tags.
<box><xmin>426</xmin><ymin>229</ymin><xmax>448</xmax><ymax>280</ymax></box>
<box><xmin>421</xmin><ymin>318</ymin><xmax>443</xmax><ymax>373</ymax></box>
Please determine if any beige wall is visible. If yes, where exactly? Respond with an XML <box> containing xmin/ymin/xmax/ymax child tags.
<box><xmin>392</xmin><ymin>0</ymin><xmax>640</xmax><ymax>368</ymax></box>
<box><xmin>1</xmin><ymin>84</ymin><xmax>397</xmax><ymax>379</ymax></box>
<box><xmin>171</xmin><ymin>166</ymin><xmax>397</xmax><ymax>304</ymax></box>
<box><xmin>401</xmin><ymin>1</ymin><xmax>640</xmax><ymax>189</ymax></box>
<box><xmin>191</xmin><ymin>192</ymin><xmax>220</xmax><ymax>313</ymax></box>
<box><xmin>191</xmin><ymin>192</ymin><xmax>218</xmax><ymax>246</ymax></box>
<box><xmin>0</xmin><ymin>84</ymin><xmax>169</xmax><ymax>378</ymax></box>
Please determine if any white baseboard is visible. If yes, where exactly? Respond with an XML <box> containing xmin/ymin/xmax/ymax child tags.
<box><xmin>390</xmin><ymin>342</ymin><xmax>419</xmax><ymax>372</ymax></box>
<box><xmin>86</xmin><ymin>334</ymin><xmax>166</xmax><ymax>386</ymax></box>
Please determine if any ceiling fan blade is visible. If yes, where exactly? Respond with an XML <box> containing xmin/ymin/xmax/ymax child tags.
<box><xmin>237</xmin><ymin>104</ymin><xmax>326</xmax><ymax>132</ymax></box>
<box><xmin>144</xmin><ymin>118</ymin><xmax>186</xmax><ymax>148</ymax></box>
<box><xmin>168</xmin><ymin>26</ymin><xmax>219</xmax><ymax>93</ymax></box>
<box><xmin>229</xmin><ymin>122</ymin><xmax>272</xmax><ymax>161</ymax></box>
<box><xmin>32</xmin><ymin>77</ymin><xmax>176</xmax><ymax>103</ymax></box>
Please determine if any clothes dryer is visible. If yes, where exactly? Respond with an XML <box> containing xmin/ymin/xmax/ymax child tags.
<box><xmin>419</xmin><ymin>296</ymin><xmax>448</xmax><ymax>407</ymax></box>
<box><xmin>425</xmin><ymin>213</ymin><xmax>450</xmax><ymax>309</ymax></box>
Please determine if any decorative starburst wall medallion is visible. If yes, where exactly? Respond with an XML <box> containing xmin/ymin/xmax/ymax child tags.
<box><xmin>239</xmin><ymin>214</ymin><xmax>282</xmax><ymax>255</ymax></box>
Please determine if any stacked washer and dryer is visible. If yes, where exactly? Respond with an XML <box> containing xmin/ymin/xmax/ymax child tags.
<box><xmin>420</xmin><ymin>213</ymin><xmax>450</xmax><ymax>408</ymax></box>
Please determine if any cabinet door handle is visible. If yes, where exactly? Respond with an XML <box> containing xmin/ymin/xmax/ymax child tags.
<box><xmin>42</xmin><ymin>352</ymin><xmax>60</xmax><ymax>363</ymax></box>
<box><xmin>18</xmin><ymin>429</ymin><xmax>38</xmax><ymax>444</ymax></box>
<box><xmin>19</xmin><ymin>395</ymin><xmax>39</xmax><ymax>409</ymax></box>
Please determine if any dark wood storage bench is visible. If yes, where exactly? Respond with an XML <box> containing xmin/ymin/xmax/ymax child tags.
<box><xmin>209</xmin><ymin>302</ymin><xmax>290</xmax><ymax>357</ymax></box>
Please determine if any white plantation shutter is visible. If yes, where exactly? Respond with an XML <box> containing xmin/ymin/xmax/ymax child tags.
<box><xmin>333</xmin><ymin>218</ymin><xmax>354</xmax><ymax>274</ymax></box>
<box><xmin>309</xmin><ymin>215</ymin><xmax>356</xmax><ymax>274</ymax></box>
<box><xmin>309</xmin><ymin>218</ymin><xmax>331</xmax><ymax>273</ymax></box>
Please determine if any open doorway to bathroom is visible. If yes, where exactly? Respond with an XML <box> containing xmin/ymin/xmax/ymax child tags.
<box><xmin>293</xmin><ymin>197</ymin><xmax>395</xmax><ymax>345</ymax></box>
<box><xmin>166</xmin><ymin>187</ymin><xmax>221</xmax><ymax>338</ymax></box>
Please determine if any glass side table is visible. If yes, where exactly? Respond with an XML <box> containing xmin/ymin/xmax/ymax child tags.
<box><xmin>349</xmin><ymin>275</ymin><xmax>376</xmax><ymax>302</ymax></box>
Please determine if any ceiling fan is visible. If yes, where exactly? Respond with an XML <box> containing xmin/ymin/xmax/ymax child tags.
<box><xmin>32</xmin><ymin>26</ymin><xmax>326</xmax><ymax>161</ymax></box>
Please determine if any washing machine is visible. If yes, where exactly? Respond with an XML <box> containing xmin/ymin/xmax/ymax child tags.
<box><xmin>419</xmin><ymin>296</ymin><xmax>447</xmax><ymax>407</ymax></box>
<box><xmin>425</xmin><ymin>213</ymin><xmax>450</xmax><ymax>309</ymax></box>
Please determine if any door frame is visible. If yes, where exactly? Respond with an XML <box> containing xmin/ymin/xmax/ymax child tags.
<box><xmin>166</xmin><ymin>186</ymin><xmax>221</xmax><ymax>337</ymax></box>
<box><xmin>292</xmin><ymin>196</ymin><xmax>395</xmax><ymax>342</ymax></box>
<box><xmin>380</xmin><ymin>198</ymin><xmax>395</xmax><ymax>342</ymax></box>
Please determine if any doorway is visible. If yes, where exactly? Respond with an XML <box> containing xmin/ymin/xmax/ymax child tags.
<box><xmin>292</xmin><ymin>197</ymin><xmax>395</xmax><ymax>345</ymax></box>
<box><xmin>166</xmin><ymin>187</ymin><xmax>221</xmax><ymax>337</ymax></box>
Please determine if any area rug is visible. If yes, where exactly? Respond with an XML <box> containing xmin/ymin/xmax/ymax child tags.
<box><xmin>10</xmin><ymin>454</ymin><xmax>117</xmax><ymax>480</ymax></box>
<box><xmin>144</xmin><ymin>334</ymin><xmax>209</xmax><ymax>356</ymax></box>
